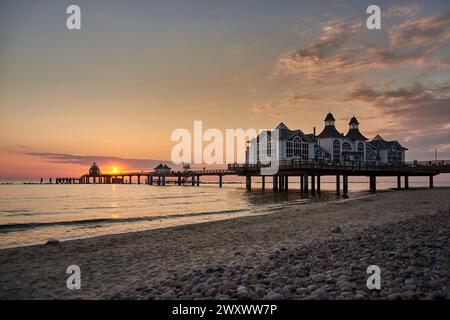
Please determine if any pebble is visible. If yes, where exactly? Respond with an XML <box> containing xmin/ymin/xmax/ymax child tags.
<box><xmin>138</xmin><ymin>213</ymin><xmax>449</xmax><ymax>300</ymax></box>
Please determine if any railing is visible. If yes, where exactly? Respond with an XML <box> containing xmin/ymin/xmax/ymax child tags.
<box><xmin>229</xmin><ymin>159</ymin><xmax>450</xmax><ymax>172</ymax></box>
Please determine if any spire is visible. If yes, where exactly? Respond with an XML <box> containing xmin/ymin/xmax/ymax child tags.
<box><xmin>349</xmin><ymin>116</ymin><xmax>359</xmax><ymax>129</ymax></box>
<box><xmin>324</xmin><ymin>112</ymin><xmax>335</xmax><ymax>126</ymax></box>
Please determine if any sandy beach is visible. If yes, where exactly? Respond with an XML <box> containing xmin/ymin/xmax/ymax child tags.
<box><xmin>0</xmin><ymin>188</ymin><xmax>449</xmax><ymax>300</ymax></box>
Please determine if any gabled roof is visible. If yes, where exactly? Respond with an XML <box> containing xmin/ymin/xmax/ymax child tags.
<box><xmin>275</xmin><ymin>122</ymin><xmax>289</xmax><ymax>130</ymax></box>
<box><xmin>155</xmin><ymin>163</ymin><xmax>171</xmax><ymax>170</ymax></box>
<box><xmin>317</xmin><ymin>125</ymin><xmax>343</xmax><ymax>139</ymax></box>
<box><xmin>369</xmin><ymin>136</ymin><xmax>408</xmax><ymax>150</ymax></box>
<box><xmin>288</xmin><ymin>129</ymin><xmax>313</xmax><ymax>142</ymax></box>
<box><xmin>345</xmin><ymin>129</ymin><xmax>368</xmax><ymax>141</ymax></box>
<box><xmin>372</xmin><ymin>134</ymin><xmax>384</xmax><ymax>140</ymax></box>
<box><xmin>258</xmin><ymin>124</ymin><xmax>312</xmax><ymax>142</ymax></box>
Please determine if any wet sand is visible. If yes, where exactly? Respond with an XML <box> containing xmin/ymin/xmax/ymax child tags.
<box><xmin>0</xmin><ymin>188</ymin><xmax>449</xmax><ymax>299</ymax></box>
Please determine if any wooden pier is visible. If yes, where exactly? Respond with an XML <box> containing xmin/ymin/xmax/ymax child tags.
<box><xmin>54</xmin><ymin>160</ymin><xmax>450</xmax><ymax>194</ymax></box>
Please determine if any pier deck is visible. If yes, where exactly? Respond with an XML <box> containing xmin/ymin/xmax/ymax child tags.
<box><xmin>54</xmin><ymin>160</ymin><xmax>450</xmax><ymax>193</ymax></box>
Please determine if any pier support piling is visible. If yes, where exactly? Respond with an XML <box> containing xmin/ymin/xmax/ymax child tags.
<box><xmin>304</xmin><ymin>175</ymin><xmax>309</xmax><ymax>192</ymax></box>
<box><xmin>262</xmin><ymin>176</ymin><xmax>265</xmax><ymax>190</ymax></box>
<box><xmin>273</xmin><ymin>176</ymin><xmax>278</xmax><ymax>191</ymax></box>
<box><xmin>369</xmin><ymin>175</ymin><xmax>376</xmax><ymax>192</ymax></box>
<box><xmin>336</xmin><ymin>175</ymin><xmax>340</xmax><ymax>193</ymax></box>
<box><xmin>311</xmin><ymin>175</ymin><xmax>316</xmax><ymax>193</ymax></box>
<box><xmin>246</xmin><ymin>175</ymin><xmax>252</xmax><ymax>191</ymax></box>
<box><xmin>429</xmin><ymin>175</ymin><xmax>434</xmax><ymax>189</ymax></box>
<box><xmin>343</xmin><ymin>175</ymin><xmax>348</xmax><ymax>194</ymax></box>
<box><xmin>285</xmin><ymin>176</ymin><xmax>289</xmax><ymax>191</ymax></box>
<box><xmin>317</xmin><ymin>176</ymin><xmax>321</xmax><ymax>193</ymax></box>
<box><xmin>196</xmin><ymin>176</ymin><xmax>200</xmax><ymax>186</ymax></box>
<box><xmin>405</xmin><ymin>175</ymin><xmax>409</xmax><ymax>189</ymax></box>
<box><xmin>397</xmin><ymin>176</ymin><xmax>401</xmax><ymax>189</ymax></box>
<box><xmin>219</xmin><ymin>175</ymin><xmax>223</xmax><ymax>188</ymax></box>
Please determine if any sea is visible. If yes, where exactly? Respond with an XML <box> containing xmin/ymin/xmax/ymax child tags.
<box><xmin>0</xmin><ymin>177</ymin><xmax>448</xmax><ymax>249</ymax></box>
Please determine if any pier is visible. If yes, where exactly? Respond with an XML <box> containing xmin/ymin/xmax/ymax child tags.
<box><xmin>232</xmin><ymin>160</ymin><xmax>450</xmax><ymax>193</ymax></box>
<box><xmin>53</xmin><ymin>160</ymin><xmax>450</xmax><ymax>194</ymax></box>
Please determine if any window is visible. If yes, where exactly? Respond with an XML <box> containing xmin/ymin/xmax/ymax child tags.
<box><xmin>358</xmin><ymin>142</ymin><xmax>364</xmax><ymax>153</ymax></box>
<box><xmin>302</xmin><ymin>143</ymin><xmax>309</xmax><ymax>158</ymax></box>
<box><xmin>287</xmin><ymin>136</ymin><xmax>308</xmax><ymax>159</ymax></box>
<box><xmin>388</xmin><ymin>145</ymin><xmax>402</xmax><ymax>164</ymax></box>
<box><xmin>342</xmin><ymin>142</ymin><xmax>352</xmax><ymax>151</ymax></box>
<box><xmin>333</xmin><ymin>140</ymin><xmax>341</xmax><ymax>162</ymax></box>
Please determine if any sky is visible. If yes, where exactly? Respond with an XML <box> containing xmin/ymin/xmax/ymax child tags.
<box><xmin>0</xmin><ymin>0</ymin><xmax>449</xmax><ymax>179</ymax></box>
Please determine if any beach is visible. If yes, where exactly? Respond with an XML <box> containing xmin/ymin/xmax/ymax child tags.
<box><xmin>0</xmin><ymin>188</ymin><xmax>449</xmax><ymax>299</ymax></box>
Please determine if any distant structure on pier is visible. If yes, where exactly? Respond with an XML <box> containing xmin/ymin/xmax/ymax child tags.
<box><xmin>154</xmin><ymin>163</ymin><xmax>171</xmax><ymax>175</ymax></box>
<box><xmin>89</xmin><ymin>163</ymin><xmax>101</xmax><ymax>176</ymax></box>
<box><xmin>247</xmin><ymin>112</ymin><xmax>408</xmax><ymax>165</ymax></box>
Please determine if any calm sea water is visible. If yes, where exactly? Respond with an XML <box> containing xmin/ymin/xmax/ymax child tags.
<box><xmin>0</xmin><ymin>177</ymin><xmax>448</xmax><ymax>249</ymax></box>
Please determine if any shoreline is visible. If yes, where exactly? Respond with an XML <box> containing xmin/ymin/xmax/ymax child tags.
<box><xmin>0</xmin><ymin>187</ymin><xmax>382</xmax><ymax>250</ymax></box>
<box><xmin>0</xmin><ymin>188</ymin><xmax>449</xmax><ymax>299</ymax></box>
<box><xmin>0</xmin><ymin>187</ymin><xmax>387</xmax><ymax>250</ymax></box>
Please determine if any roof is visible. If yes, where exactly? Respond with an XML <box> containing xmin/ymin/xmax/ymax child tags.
<box><xmin>259</xmin><ymin>123</ymin><xmax>312</xmax><ymax>142</ymax></box>
<box><xmin>317</xmin><ymin>125</ymin><xmax>343</xmax><ymax>139</ymax></box>
<box><xmin>369</xmin><ymin>137</ymin><xmax>408</xmax><ymax>150</ymax></box>
<box><xmin>372</xmin><ymin>134</ymin><xmax>384</xmax><ymax>140</ymax></box>
<box><xmin>345</xmin><ymin>128</ymin><xmax>368</xmax><ymax>141</ymax></box>
<box><xmin>349</xmin><ymin>116</ymin><xmax>359</xmax><ymax>125</ymax></box>
<box><xmin>324</xmin><ymin>112</ymin><xmax>335</xmax><ymax>122</ymax></box>
<box><xmin>155</xmin><ymin>163</ymin><xmax>170</xmax><ymax>169</ymax></box>
<box><xmin>305</xmin><ymin>134</ymin><xmax>317</xmax><ymax>143</ymax></box>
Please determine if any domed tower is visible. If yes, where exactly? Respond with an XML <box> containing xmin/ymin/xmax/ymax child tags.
<box><xmin>317</xmin><ymin>112</ymin><xmax>344</xmax><ymax>162</ymax></box>
<box><xmin>318</xmin><ymin>112</ymin><xmax>342</xmax><ymax>139</ymax></box>
<box><xmin>324</xmin><ymin>112</ymin><xmax>336</xmax><ymax>127</ymax></box>
<box><xmin>89</xmin><ymin>163</ymin><xmax>101</xmax><ymax>176</ymax></box>
<box><xmin>349</xmin><ymin>116</ymin><xmax>359</xmax><ymax>129</ymax></box>
<box><xmin>345</xmin><ymin>116</ymin><xmax>368</xmax><ymax>141</ymax></box>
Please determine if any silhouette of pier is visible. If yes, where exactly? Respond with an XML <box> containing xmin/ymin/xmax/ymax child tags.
<box><xmin>54</xmin><ymin>160</ymin><xmax>450</xmax><ymax>194</ymax></box>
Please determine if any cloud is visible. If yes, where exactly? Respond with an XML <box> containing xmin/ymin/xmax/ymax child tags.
<box><xmin>249</xmin><ymin>93</ymin><xmax>319</xmax><ymax>116</ymax></box>
<box><xmin>277</xmin><ymin>11</ymin><xmax>450</xmax><ymax>82</ymax></box>
<box><xmin>343</xmin><ymin>81</ymin><xmax>450</xmax><ymax>154</ymax></box>
<box><xmin>372</xmin><ymin>12</ymin><xmax>450</xmax><ymax>65</ymax></box>
<box><xmin>285</xmin><ymin>94</ymin><xmax>319</xmax><ymax>104</ymax></box>
<box><xmin>437</xmin><ymin>58</ymin><xmax>450</xmax><ymax>68</ymax></box>
<box><xmin>26</xmin><ymin>152</ymin><xmax>174</xmax><ymax>170</ymax></box>
<box><xmin>277</xmin><ymin>20</ymin><xmax>366</xmax><ymax>80</ymax></box>
<box><xmin>384</xmin><ymin>3</ymin><xmax>421</xmax><ymax>18</ymax></box>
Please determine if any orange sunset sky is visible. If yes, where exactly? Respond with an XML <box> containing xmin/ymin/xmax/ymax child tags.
<box><xmin>1</xmin><ymin>0</ymin><xmax>449</xmax><ymax>179</ymax></box>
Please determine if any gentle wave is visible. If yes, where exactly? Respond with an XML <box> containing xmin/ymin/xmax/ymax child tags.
<box><xmin>0</xmin><ymin>208</ymin><xmax>250</xmax><ymax>233</ymax></box>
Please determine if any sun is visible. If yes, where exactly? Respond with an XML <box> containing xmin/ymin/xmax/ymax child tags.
<box><xmin>111</xmin><ymin>167</ymin><xmax>119</xmax><ymax>174</ymax></box>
